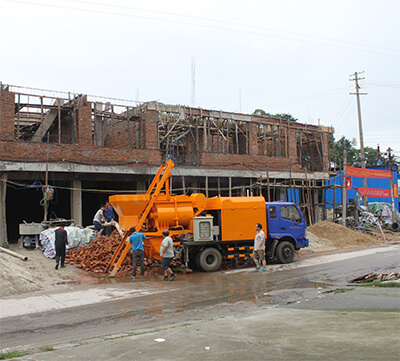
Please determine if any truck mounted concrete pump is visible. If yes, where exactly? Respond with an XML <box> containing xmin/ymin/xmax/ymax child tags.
<box><xmin>106</xmin><ymin>160</ymin><xmax>308</xmax><ymax>276</ymax></box>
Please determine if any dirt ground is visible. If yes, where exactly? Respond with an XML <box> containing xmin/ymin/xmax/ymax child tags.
<box><xmin>0</xmin><ymin>247</ymin><xmax>99</xmax><ymax>298</ymax></box>
<box><xmin>1</xmin><ymin>221</ymin><xmax>399</xmax><ymax>298</ymax></box>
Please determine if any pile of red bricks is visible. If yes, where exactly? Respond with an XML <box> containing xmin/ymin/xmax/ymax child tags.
<box><xmin>65</xmin><ymin>231</ymin><xmax>161</xmax><ymax>275</ymax></box>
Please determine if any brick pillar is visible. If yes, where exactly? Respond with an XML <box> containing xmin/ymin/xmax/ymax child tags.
<box><xmin>248</xmin><ymin>122</ymin><xmax>258</xmax><ymax>155</ymax></box>
<box><xmin>287</xmin><ymin>127</ymin><xmax>297</xmax><ymax>158</ymax></box>
<box><xmin>0</xmin><ymin>89</ymin><xmax>15</xmax><ymax>141</ymax></box>
<box><xmin>76</xmin><ymin>95</ymin><xmax>92</xmax><ymax>145</ymax></box>
<box><xmin>143</xmin><ymin>109</ymin><xmax>159</xmax><ymax>150</ymax></box>
<box><xmin>321</xmin><ymin>132</ymin><xmax>330</xmax><ymax>171</ymax></box>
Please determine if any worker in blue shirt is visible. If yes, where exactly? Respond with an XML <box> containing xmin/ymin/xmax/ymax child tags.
<box><xmin>129</xmin><ymin>227</ymin><xmax>146</xmax><ymax>279</ymax></box>
<box><xmin>104</xmin><ymin>202</ymin><xmax>115</xmax><ymax>222</ymax></box>
<box><xmin>103</xmin><ymin>202</ymin><xmax>115</xmax><ymax>236</ymax></box>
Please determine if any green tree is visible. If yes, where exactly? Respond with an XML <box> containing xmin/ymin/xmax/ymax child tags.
<box><xmin>253</xmin><ymin>109</ymin><xmax>298</xmax><ymax>122</ymax></box>
<box><xmin>330</xmin><ymin>136</ymin><xmax>397</xmax><ymax>168</ymax></box>
<box><xmin>352</xmin><ymin>146</ymin><xmax>380</xmax><ymax>167</ymax></box>
<box><xmin>330</xmin><ymin>135</ymin><xmax>358</xmax><ymax>168</ymax></box>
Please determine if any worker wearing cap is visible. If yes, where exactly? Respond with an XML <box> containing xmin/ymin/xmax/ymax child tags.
<box><xmin>55</xmin><ymin>226</ymin><xmax>68</xmax><ymax>270</ymax></box>
<box><xmin>253</xmin><ymin>223</ymin><xmax>266</xmax><ymax>272</ymax></box>
<box><xmin>129</xmin><ymin>227</ymin><xmax>146</xmax><ymax>279</ymax></box>
<box><xmin>160</xmin><ymin>230</ymin><xmax>176</xmax><ymax>281</ymax></box>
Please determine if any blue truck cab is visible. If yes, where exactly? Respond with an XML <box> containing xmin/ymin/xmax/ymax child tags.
<box><xmin>265</xmin><ymin>201</ymin><xmax>309</xmax><ymax>263</ymax></box>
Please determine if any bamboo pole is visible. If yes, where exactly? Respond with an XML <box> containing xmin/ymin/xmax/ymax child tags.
<box><xmin>0</xmin><ymin>246</ymin><xmax>28</xmax><ymax>261</ymax></box>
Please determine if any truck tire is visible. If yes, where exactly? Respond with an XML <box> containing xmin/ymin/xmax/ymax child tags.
<box><xmin>198</xmin><ymin>248</ymin><xmax>222</xmax><ymax>272</ymax></box>
<box><xmin>276</xmin><ymin>241</ymin><xmax>295</xmax><ymax>264</ymax></box>
<box><xmin>391</xmin><ymin>222</ymin><xmax>399</xmax><ymax>232</ymax></box>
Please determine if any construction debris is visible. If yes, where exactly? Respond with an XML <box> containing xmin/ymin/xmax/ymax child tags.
<box><xmin>350</xmin><ymin>272</ymin><xmax>400</xmax><ymax>284</ymax></box>
<box><xmin>307</xmin><ymin>221</ymin><xmax>382</xmax><ymax>248</ymax></box>
<box><xmin>0</xmin><ymin>246</ymin><xmax>28</xmax><ymax>261</ymax></box>
<box><xmin>65</xmin><ymin>231</ymin><xmax>180</xmax><ymax>275</ymax></box>
<box><xmin>367</xmin><ymin>202</ymin><xmax>400</xmax><ymax>231</ymax></box>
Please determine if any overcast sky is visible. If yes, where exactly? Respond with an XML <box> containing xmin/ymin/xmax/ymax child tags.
<box><xmin>1</xmin><ymin>0</ymin><xmax>399</xmax><ymax>157</ymax></box>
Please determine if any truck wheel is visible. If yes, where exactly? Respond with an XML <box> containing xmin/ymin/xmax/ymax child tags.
<box><xmin>276</xmin><ymin>241</ymin><xmax>295</xmax><ymax>264</ymax></box>
<box><xmin>391</xmin><ymin>222</ymin><xmax>399</xmax><ymax>232</ymax></box>
<box><xmin>198</xmin><ymin>248</ymin><xmax>222</xmax><ymax>272</ymax></box>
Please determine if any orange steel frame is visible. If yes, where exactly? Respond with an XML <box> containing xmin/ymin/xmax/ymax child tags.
<box><xmin>105</xmin><ymin>160</ymin><xmax>175</xmax><ymax>276</ymax></box>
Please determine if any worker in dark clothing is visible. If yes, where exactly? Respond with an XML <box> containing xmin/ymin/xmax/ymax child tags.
<box><xmin>103</xmin><ymin>202</ymin><xmax>115</xmax><ymax>236</ymax></box>
<box><xmin>55</xmin><ymin>226</ymin><xmax>68</xmax><ymax>270</ymax></box>
<box><xmin>104</xmin><ymin>202</ymin><xmax>115</xmax><ymax>222</ymax></box>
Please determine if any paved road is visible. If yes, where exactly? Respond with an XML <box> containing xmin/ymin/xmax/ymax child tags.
<box><xmin>1</xmin><ymin>245</ymin><xmax>399</xmax><ymax>356</ymax></box>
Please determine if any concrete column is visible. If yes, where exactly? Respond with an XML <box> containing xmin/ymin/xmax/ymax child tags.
<box><xmin>279</xmin><ymin>188</ymin><xmax>285</xmax><ymax>201</ymax></box>
<box><xmin>71</xmin><ymin>178</ymin><xmax>82</xmax><ymax>226</ymax></box>
<box><xmin>314</xmin><ymin>188</ymin><xmax>320</xmax><ymax>223</ymax></box>
<box><xmin>0</xmin><ymin>173</ymin><xmax>8</xmax><ymax>246</ymax></box>
<box><xmin>229</xmin><ymin>177</ymin><xmax>232</xmax><ymax>197</ymax></box>
<box><xmin>181</xmin><ymin>176</ymin><xmax>185</xmax><ymax>194</ymax></box>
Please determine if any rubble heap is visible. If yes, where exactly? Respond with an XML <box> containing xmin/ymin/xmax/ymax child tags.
<box><xmin>307</xmin><ymin>221</ymin><xmax>381</xmax><ymax>248</ymax></box>
<box><xmin>65</xmin><ymin>231</ymin><xmax>164</xmax><ymax>275</ymax></box>
<box><xmin>350</xmin><ymin>272</ymin><xmax>400</xmax><ymax>283</ymax></box>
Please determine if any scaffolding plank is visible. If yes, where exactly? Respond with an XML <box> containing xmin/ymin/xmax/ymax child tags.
<box><xmin>31</xmin><ymin>99</ymin><xmax>64</xmax><ymax>142</ymax></box>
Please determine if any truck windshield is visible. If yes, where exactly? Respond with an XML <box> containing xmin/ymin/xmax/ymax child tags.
<box><xmin>280</xmin><ymin>206</ymin><xmax>302</xmax><ymax>223</ymax></box>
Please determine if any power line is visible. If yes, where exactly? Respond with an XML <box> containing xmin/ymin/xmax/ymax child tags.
<box><xmin>4</xmin><ymin>0</ymin><xmax>400</xmax><ymax>57</ymax></box>
<box><xmin>66</xmin><ymin>0</ymin><xmax>400</xmax><ymax>54</ymax></box>
<box><xmin>334</xmin><ymin>106</ymin><xmax>356</xmax><ymax>133</ymax></box>
<box><xmin>268</xmin><ymin>88</ymin><xmax>347</xmax><ymax>108</ymax></box>
<box><xmin>366</xmin><ymin>81</ymin><xmax>400</xmax><ymax>89</ymax></box>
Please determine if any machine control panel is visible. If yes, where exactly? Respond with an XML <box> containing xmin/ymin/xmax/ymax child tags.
<box><xmin>193</xmin><ymin>216</ymin><xmax>213</xmax><ymax>242</ymax></box>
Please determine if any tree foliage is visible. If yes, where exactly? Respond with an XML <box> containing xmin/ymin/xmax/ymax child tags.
<box><xmin>330</xmin><ymin>135</ymin><xmax>398</xmax><ymax>169</ymax></box>
<box><xmin>253</xmin><ymin>109</ymin><xmax>298</xmax><ymax>122</ymax></box>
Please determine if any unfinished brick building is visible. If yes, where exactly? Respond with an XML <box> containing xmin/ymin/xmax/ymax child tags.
<box><xmin>0</xmin><ymin>84</ymin><xmax>334</xmax><ymax>242</ymax></box>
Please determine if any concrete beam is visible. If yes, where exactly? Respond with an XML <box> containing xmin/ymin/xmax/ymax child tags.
<box><xmin>1</xmin><ymin>161</ymin><xmax>331</xmax><ymax>181</ymax></box>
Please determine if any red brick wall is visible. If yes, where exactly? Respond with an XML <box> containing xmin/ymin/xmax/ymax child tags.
<box><xmin>0</xmin><ymin>140</ymin><xmax>162</xmax><ymax>167</ymax></box>
<box><xmin>76</xmin><ymin>96</ymin><xmax>92</xmax><ymax>145</ymax></box>
<box><xmin>0</xmin><ymin>90</ymin><xmax>326</xmax><ymax>174</ymax></box>
<box><xmin>321</xmin><ymin>132</ymin><xmax>330</xmax><ymax>171</ymax></box>
<box><xmin>287</xmin><ymin>127</ymin><xmax>297</xmax><ymax>159</ymax></box>
<box><xmin>0</xmin><ymin>90</ymin><xmax>15</xmax><ymax>141</ymax></box>
<box><xmin>143</xmin><ymin>109</ymin><xmax>158</xmax><ymax>150</ymax></box>
<box><xmin>248</xmin><ymin>122</ymin><xmax>258</xmax><ymax>155</ymax></box>
<box><xmin>201</xmin><ymin>152</ymin><xmax>301</xmax><ymax>172</ymax></box>
<box><xmin>104</xmin><ymin>119</ymin><xmax>136</xmax><ymax>149</ymax></box>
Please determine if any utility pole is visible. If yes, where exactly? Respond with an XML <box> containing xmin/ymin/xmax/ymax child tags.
<box><xmin>342</xmin><ymin>151</ymin><xmax>347</xmax><ymax>227</ymax></box>
<box><xmin>350</xmin><ymin>71</ymin><xmax>368</xmax><ymax>205</ymax></box>
<box><xmin>387</xmin><ymin>147</ymin><xmax>395</xmax><ymax>214</ymax></box>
